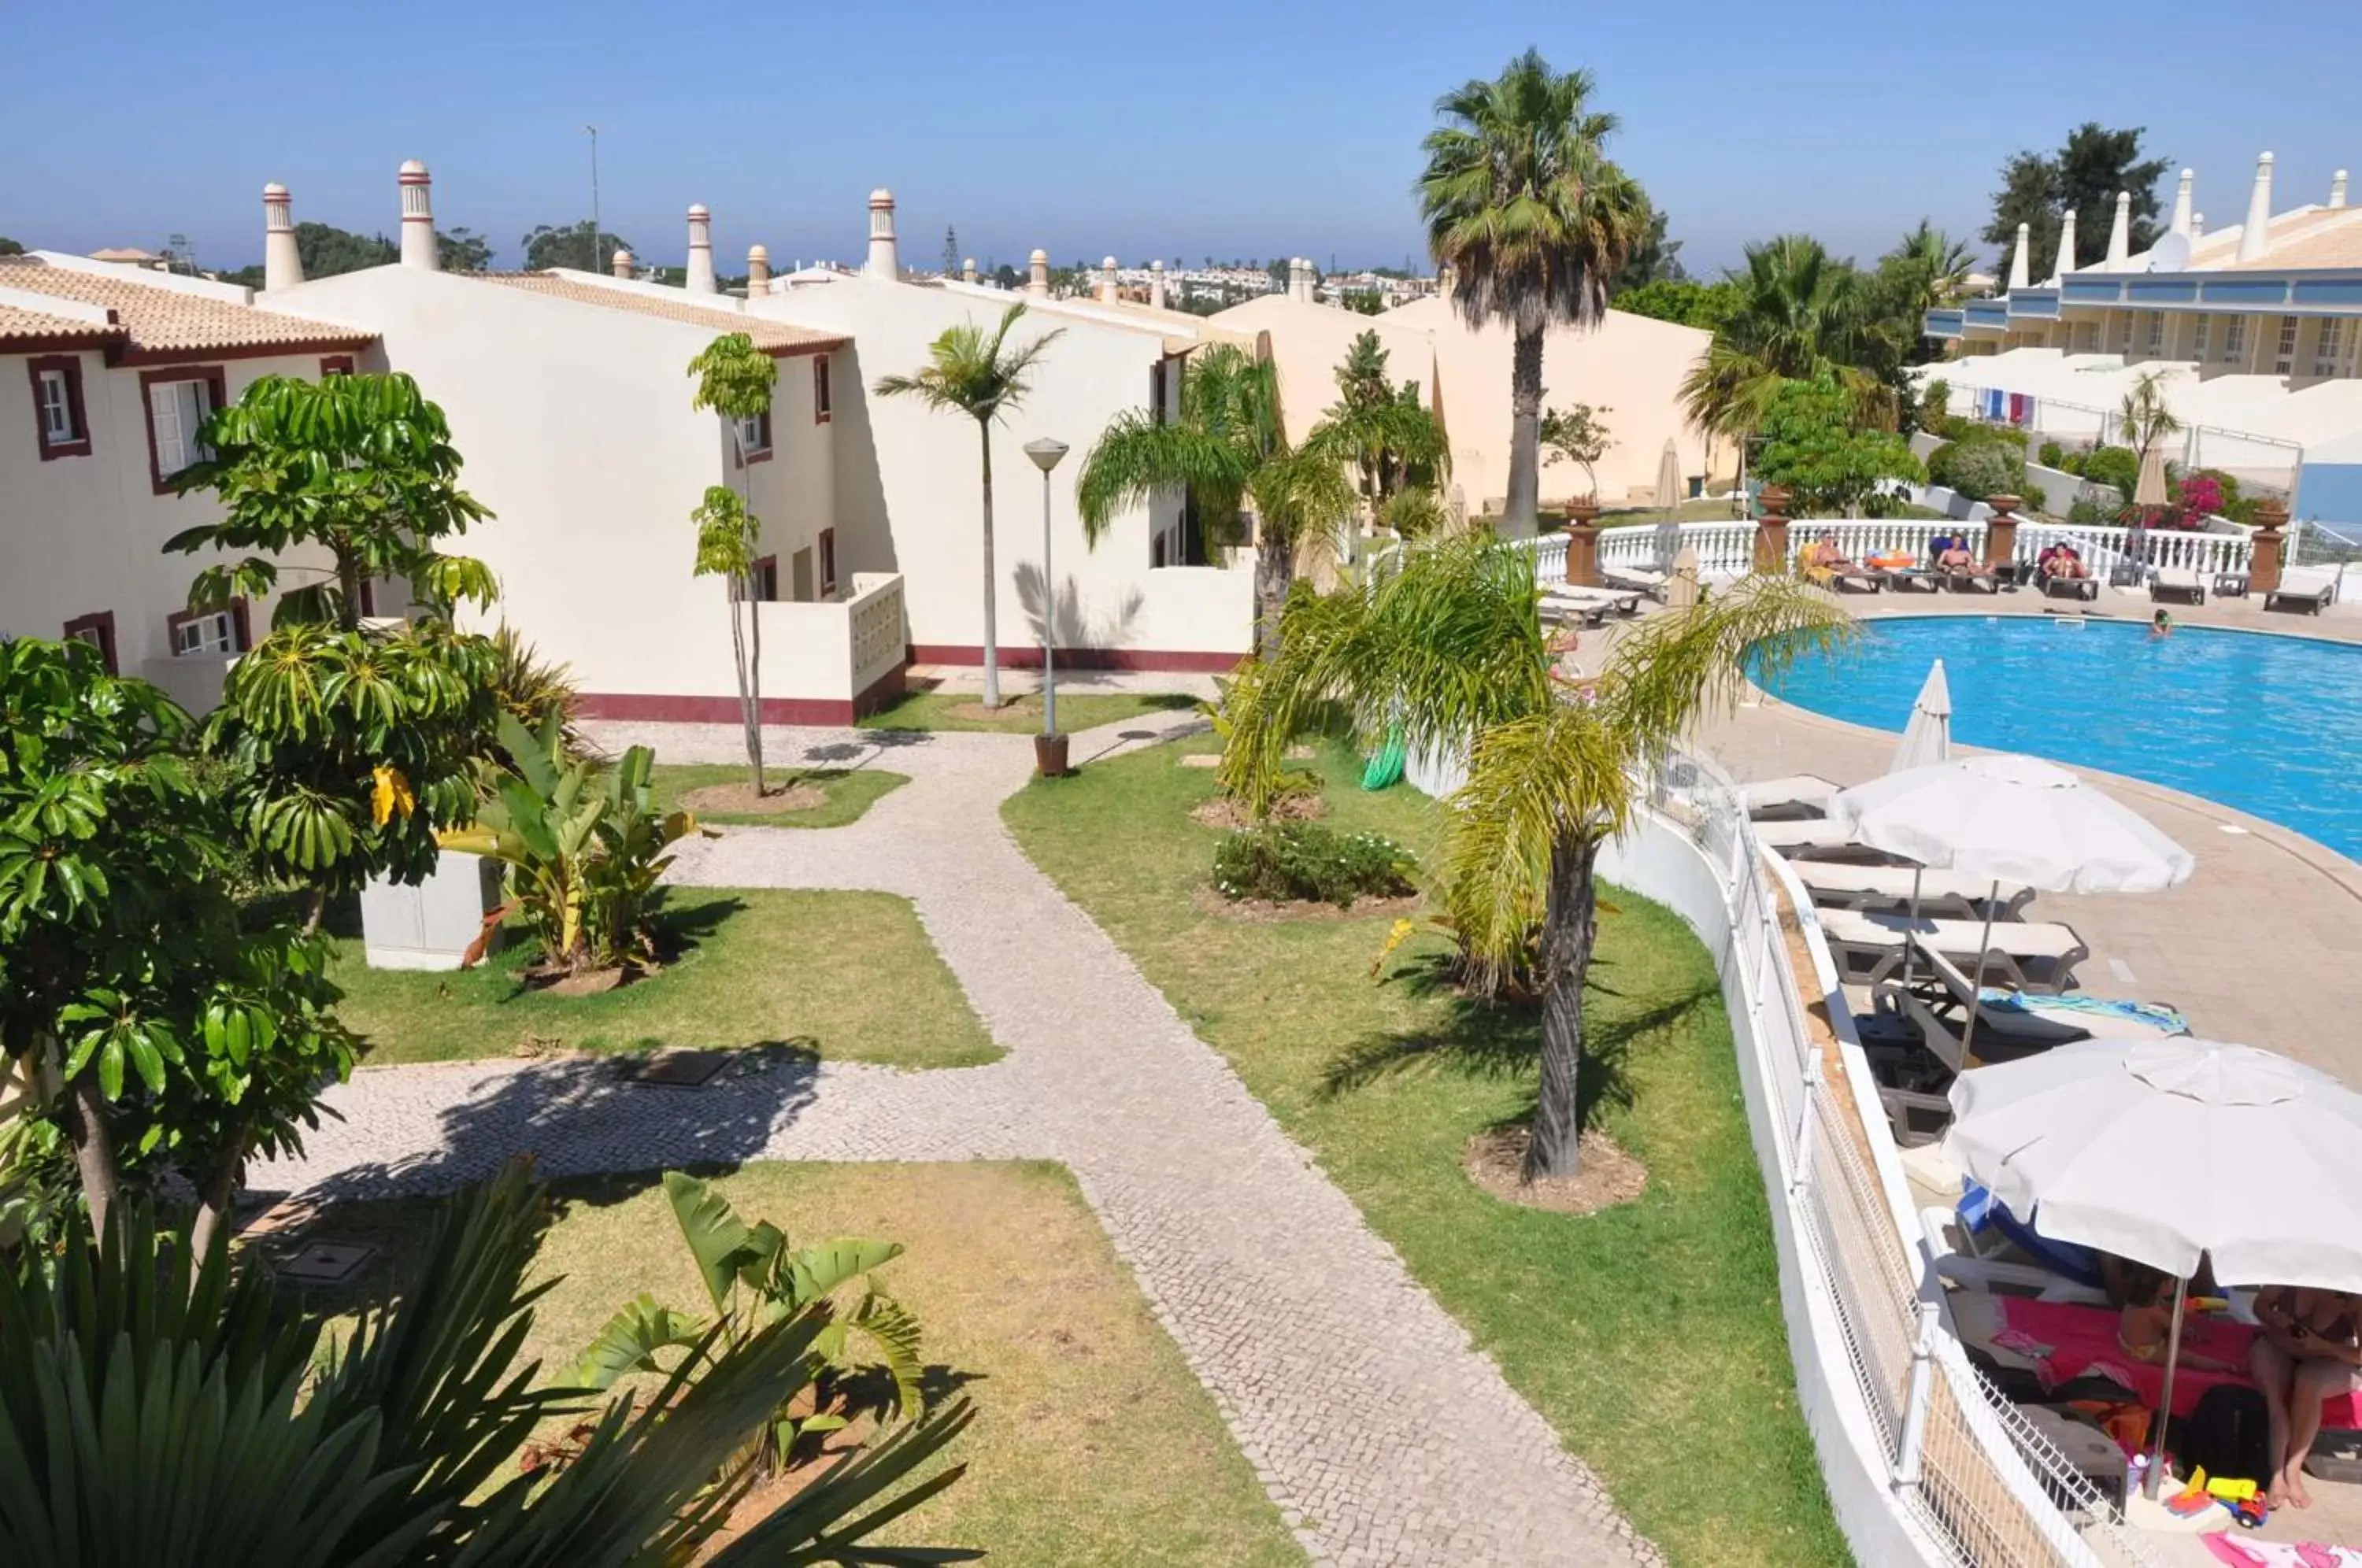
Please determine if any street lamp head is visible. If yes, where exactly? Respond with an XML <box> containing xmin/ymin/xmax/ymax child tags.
<box><xmin>1024</xmin><ymin>437</ymin><xmax>1070</xmax><ymax>474</ymax></box>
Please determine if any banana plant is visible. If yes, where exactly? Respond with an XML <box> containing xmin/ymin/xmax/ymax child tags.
<box><xmin>439</xmin><ymin>712</ymin><xmax>706</xmax><ymax>975</ymax></box>
<box><xmin>572</xmin><ymin>1170</ymin><xmax>927</xmax><ymax>1474</ymax></box>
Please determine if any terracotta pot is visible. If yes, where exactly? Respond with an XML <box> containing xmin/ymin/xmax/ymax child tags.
<box><xmin>1034</xmin><ymin>732</ymin><xmax>1070</xmax><ymax>778</ymax></box>
<box><xmin>1564</xmin><ymin>495</ymin><xmax>1601</xmax><ymax>527</ymax></box>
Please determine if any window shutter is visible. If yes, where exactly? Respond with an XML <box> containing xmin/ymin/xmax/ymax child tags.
<box><xmin>150</xmin><ymin>383</ymin><xmax>186</xmax><ymax>474</ymax></box>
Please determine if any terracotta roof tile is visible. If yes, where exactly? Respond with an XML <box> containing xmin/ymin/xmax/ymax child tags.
<box><xmin>0</xmin><ymin>299</ymin><xmax>122</xmax><ymax>349</ymax></box>
<box><xmin>476</xmin><ymin>273</ymin><xmax>847</xmax><ymax>353</ymax></box>
<box><xmin>0</xmin><ymin>255</ymin><xmax>376</xmax><ymax>359</ymax></box>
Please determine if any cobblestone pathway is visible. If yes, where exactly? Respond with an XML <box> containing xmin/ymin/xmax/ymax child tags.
<box><xmin>254</xmin><ymin>713</ymin><xmax>1661</xmax><ymax>1567</ymax></box>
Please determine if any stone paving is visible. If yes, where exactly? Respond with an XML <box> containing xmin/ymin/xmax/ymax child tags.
<box><xmin>250</xmin><ymin>709</ymin><xmax>1660</xmax><ymax>1568</ymax></box>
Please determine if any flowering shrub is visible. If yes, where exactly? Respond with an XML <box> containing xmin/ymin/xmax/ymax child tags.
<box><xmin>1212</xmin><ymin>823</ymin><xmax>1415</xmax><ymax>908</ymax></box>
<box><xmin>2171</xmin><ymin>473</ymin><xmax>2224</xmax><ymax>530</ymax></box>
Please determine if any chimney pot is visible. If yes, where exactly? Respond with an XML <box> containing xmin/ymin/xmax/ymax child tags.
<box><xmin>2238</xmin><ymin>153</ymin><xmax>2276</xmax><ymax>264</ymax></box>
<box><xmin>866</xmin><ymin>188</ymin><xmax>900</xmax><ymax>280</ymax></box>
<box><xmin>1098</xmin><ymin>255</ymin><xmax>1119</xmax><ymax>301</ymax></box>
<box><xmin>398</xmin><ymin>160</ymin><xmax>438</xmax><ymax>271</ymax></box>
<box><xmin>1149</xmin><ymin>257</ymin><xmax>1166</xmax><ymax>310</ymax></box>
<box><xmin>1027</xmin><ymin>247</ymin><xmax>1050</xmax><ymax>296</ymax></box>
<box><xmin>746</xmin><ymin>243</ymin><xmax>771</xmax><ymax>295</ymax></box>
<box><xmin>2105</xmin><ymin>191</ymin><xmax>2131</xmax><ymax>268</ymax></box>
<box><xmin>2334</xmin><ymin>170</ymin><xmax>2351</xmax><ymax>209</ymax></box>
<box><xmin>2006</xmin><ymin>223</ymin><xmax>2031</xmax><ymax>292</ymax></box>
<box><xmin>2052</xmin><ymin>205</ymin><xmax>2078</xmax><ymax>283</ymax></box>
<box><xmin>611</xmin><ymin>247</ymin><xmax>634</xmax><ymax>279</ymax></box>
<box><xmin>685</xmin><ymin>204</ymin><xmax>717</xmax><ymax>294</ymax></box>
<box><xmin>262</xmin><ymin>182</ymin><xmax>302</xmax><ymax>291</ymax></box>
<box><xmin>961</xmin><ymin>257</ymin><xmax>977</xmax><ymax>283</ymax></box>
<box><xmin>2170</xmin><ymin>168</ymin><xmax>2195</xmax><ymax>236</ymax></box>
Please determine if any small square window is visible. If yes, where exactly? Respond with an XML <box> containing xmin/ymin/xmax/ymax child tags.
<box><xmin>168</xmin><ymin>603</ymin><xmax>248</xmax><ymax>656</ymax></box>
<box><xmin>141</xmin><ymin>368</ymin><xmax>227</xmax><ymax>492</ymax></box>
<box><xmin>61</xmin><ymin>611</ymin><xmax>117</xmax><ymax>675</ymax></box>
<box><xmin>736</xmin><ymin>408</ymin><xmax>772</xmax><ymax>463</ymax></box>
<box><xmin>813</xmin><ymin>355</ymin><xmax>832</xmax><ymax>423</ymax></box>
<box><xmin>319</xmin><ymin>354</ymin><xmax>356</xmax><ymax>377</ymax></box>
<box><xmin>818</xmin><ymin>527</ymin><xmax>838</xmax><ymax>598</ymax></box>
<box><xmin>27</xmin><ymin>356</ymin><xmax>91</xmax><ymax>459</ymax></box>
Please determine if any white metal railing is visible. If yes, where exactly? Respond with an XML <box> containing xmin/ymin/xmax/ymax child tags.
<box><xmin>1528</xmin><ymin>518</ymin><xmax>2259</xmax><ymax>586</ymax></box>
<box><xmin>1643</xmin><ymin>751</ymin><xmax>2167</xmax><ymax>1568</ymax></box>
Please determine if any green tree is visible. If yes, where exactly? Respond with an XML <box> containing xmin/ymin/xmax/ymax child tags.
<box><xmin>875</xmin><ymin>303</ymin><xmax>1063</xmax><ymax>708</ymax></box>
<box><xmin>686</xmin><ymin>333</ymin><xmax>781</xmax><ymax>792</ymax></box>
<box><xmin>164</xmin><ymin>372</ymin><xmax>504</xmax><ymax>926</ymax></box>
<box><xmin>1613</xmin><ymin>277</ymin><xmax>1741</xmax><ymax>332</ymax></box>
<box><xmin>1418</xmin><ymin>48</ymin><xmax>1650</xmax><ymax>537</ymax></box>
<box><xmin>1302</xmin><ymin>330</ymin><xmax>1451</xmax><ymax>535</ymax></box>
<box><xmin>991</xmin><ymin>262</ymin><xmax>1021</xmax><ymax>290</ymax></box>
<box><xmin>523</xmin><ymin>220</ymin><xmax>637</xmax><ymax>272</ymax></box>
<box><xmin>0</xmin><ymin>237</ymin><xmax>24</xmax><ymax>257</ymax></box>
<box><xmin>1679</xmin><ymin>235</ymin><xmax>1886</xmax><ymax>444</ymax></box>
<box><xmin>438</xmin><ymin>225</ymin><xmax>494</xmax><ymax>272</ymax></box>
<box><xmin>2117</xmin><ymin>368</ymin><xmax>2182</xmax><ymax>468</ymax></box>
<box><xmin>1984</xmin><ymin>122</ymin><xmax>2171</xmax><ymax>272</ymax></box>
<box><xmin>1610</xmin><ymin>199</ymin><xmax>1686</xmax><ymax>294</ymax></box>
<box><xmin>1752</xmin><ymin>374</ymin><xmax>1924</xmax><ymax>516</ymax></box>
<box><xmin>1077</xmin><ymin>343</ymin><xmax>1357</xmax><ymax>659</ymax></box>
<box><xmin>0</xmin><ymin>1159</ymin><xmax>979</xmax><ymax>1564</ymax></box>
<box><xmin>0</xmin><ymin>639</ymin><xmax>360</xmax><ymax>1253</ymax></box>
<box><xmin>1538</xmin><ymin>403</ymin><xmax>1613</xmax><ymax>496</ymax></box>
<box><xmin>1240</xmin><ymin>541</ymin><xmax>1847</xmax><ymax>1177</ymax></box>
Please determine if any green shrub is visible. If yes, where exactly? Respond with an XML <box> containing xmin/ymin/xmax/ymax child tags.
<box><xmin>1926</xmin><ymin>438</ymin><xmax>2027</xmax><ymax>501</ymax></box>
<box><xmin>2077</xmin><ymin>445</ymin><xmax>2139</xmax><ymax>498</ymax></box>
<box><xmin>1212</xmin><ymin>822</ymin><xmax>1414</xmax><ymax>908</ymax></box>
<box><xmin>2038</xmin><ymin>440</ymin><xmax>2065</xmax><ymax>469</ymax></box>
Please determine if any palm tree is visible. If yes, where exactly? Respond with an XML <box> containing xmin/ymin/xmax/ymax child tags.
<box><xmin>1076</xmin><ymin>342</ymin><xmax>1357</xmax><ymax>658</ymax></box>
<box><xmin>1301</xmin><ymin>330</ymin><xmax>1452</xmax><ymax>549</ymax></box>
<box><xmin>1886</xmin><ymin>219</ymin><xmax>1976</xmax><ymax>304</ymax></box>
<box><xmin>1243</xmin><ymin>540</ymin><xmax>1847</xmax><ymax>1178</ymax></box>
<box><xmin>875</xmin><ymin>302</ymin><xmax>1061</xmax><ymax>708</ymax></box>
<box><xmin>2117</xmin><ymin>368</ymin><xmax>2182</xmax><ymax>465</ymax></box>
<box><xmin>1679</xmin><ymin>234</ymin><xmax>1886</xmax><ymax>445</ymax></box>
<box><xmin>1416</xmin><ymin>49</ymin><xmax>1649</xmax><ymax>538</ymax></box>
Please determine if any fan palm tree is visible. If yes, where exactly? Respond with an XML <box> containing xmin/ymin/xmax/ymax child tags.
<box><xmin>1886</xmin><ymin>219</ymin><xmax>1976</xmax><ymax>304</ymax></box>
<box><xmin>1301</xmin><ymin>332</ymin><xmax>1452</xmax><ymax>549</ymax></box>
<box><xmin>1679</xmin><ymin>234</ymin><xmax>1888</xmax><ymax>445</ymax></box>
<box><xmin>875</xmin><ymin>302</ymin><xmax>1062</xmax><ymax>708</ymax></box>
<box><xmin>1077</xmin><ymin>342</ymin><xmax>1357</xmax><ymax>658</ymax></box>
<box><xmin>1416</xmin><ymin>49</ymin><xmax>1649</xmax><ymax>538</ymax></box>
<box><xmin>0</xmin><ymin>1159</ymin><xmax>977</xmax><ymax>1566</ymax></box>
<box><xmin>1244</xmin><ymin>541</ymin><xmax>1847</xmax><ymax>1178</ymax></box>
<box><xmin>2117</xmin><ymin>368</ymin><xmax>2182</xmax><ymax>465</ymax></box>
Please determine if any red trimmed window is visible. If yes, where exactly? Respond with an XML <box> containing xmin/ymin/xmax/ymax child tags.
<box><xmin>813</xmin><ymin>354</ymin><xmax>832</xmax><ymax>423</ymax></box>
<box><xmin>735</xmin><ymin>555</ymin><xmax>779</xmax><ymax>602</ymax></box>
<box><xmin>736</xmin><ymin>409</ymin><xmax>772</xmax><ymax>464</ymax></box>
<box><xmin>28</xmin><ymin>355</ymin><xmax>91</xmax><ymax>459</ymax></box>
<box><xmin>818</xmin><ymin>528</ymin><xmax>838</xmax><ymax>598</ymax></box>
<box><xmin>61</xmin><ymin>611</ymin><xmax>118</xmax><ymax>675</ymax></box>
<box><xmin>319</xmin><ymin>354</ymin><xmax>355</xmax><ymax>376</ymax></box>
<box><xmin>168</xmin><ymin>599</ymin><xmax>251</xmax><ymax>656</ymax></box>
<box><xmin>139</xmin><ymin>366</ymin><xmax>229</xmax><ymax>493</ymax></box>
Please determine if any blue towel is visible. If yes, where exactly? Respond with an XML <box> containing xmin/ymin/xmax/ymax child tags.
<box><xmin>1977</xmin><ymin>989</ymin><xmax>2186</xmax><ymax>1033</ymax></box>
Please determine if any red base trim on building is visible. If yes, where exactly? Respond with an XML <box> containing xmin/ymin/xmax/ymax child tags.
<box><xmin>906</xmin><ymin>644</ymin><xmax>1245</xmax><ymax>674</ymax></box>
<box><xmin>579</xmin><ymin>664</ymin><xmax>907</xmax><ymax>728</ymax></box>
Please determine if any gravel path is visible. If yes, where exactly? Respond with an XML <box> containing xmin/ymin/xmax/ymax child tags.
<box><xmin>253</xmin><ymin>712</ymin><xmax>1660</xmax><ymax>1568</ymax></box>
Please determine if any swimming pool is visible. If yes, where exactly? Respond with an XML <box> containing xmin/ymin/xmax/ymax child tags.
<box><xmin>1753</xmin><ymin>616</ymin><xmax>2362</xmax><ymax>861</ymax></box>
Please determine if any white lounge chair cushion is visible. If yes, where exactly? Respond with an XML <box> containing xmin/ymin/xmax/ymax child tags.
<box><xmin>2154</xmin><ymin>567</ymin><xmax>2201</xmax><ymax>590</ymax></box>
<box><xmin>1541</xmin><ymin>585</ymin><xmax>1640</xmax><ymax>608</ymax></box>
<box><xmin>1740</xmin><ymin>775</ymin><xmax>1839</xmax><ymax>815</ymax></box>
<box><xmin>1818</xmin><ymin>907</ymin><xmax>2084</xmax><ymax>963</ymax></box>
<box><xmin>1796</xmin><ymin>862</ymin><xmax>2029</xmax><ymax>909</ymax></box>
<box><xmin>1603</xmin><ymin>564</ymin><xmax>1666</xmax><ymax>586</ymax></box>
<box><xmin>2275</xmin><ymin>567</ymin><xmax>2338</xmax><ymax>599</ymax></box>
<box><xmin>1755</xmin><ymin>819</ymin><xmax>1854</xmax><ymax>852</ymax></box>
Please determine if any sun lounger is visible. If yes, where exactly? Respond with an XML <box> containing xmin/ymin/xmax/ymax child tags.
<box><xmin>1942</xmin><ymin>567</ymin><xmax>2000</xmax><ymax>595</ymax></box>
<box><xmin>2149</xmin><ymin>566</ymin><xmax>2205</xmax><ymax>605</ymax></box>
<box><xmin>1738</xmin><ymin>773</ymin><xmax>1838</xmax><ymax>821</ymax></box>
<box><xmin>1538</xmin><ymin>595</ymin><xmax>1609</xmax><ymax>630</ymax></box>
<box><xmin>1754</xmin><ymin>819</ymin><xmax>1895</xmax><ymax>863</ymax></box>
<box><xmin>1794</xmin><ymin>861</ymin><xmax>2034</xmax><ymax>919</ymax></box>
<box><xmin>1815</xmin><ymin>907</ymin><xmax>2088</xmax><ymax>993</ymax></box>
<box><xmin>2038</xmin><ymin>571</ymin><xmax>2098</xmax><ymax>601</ymax></box>
<box><xmin>1802</xmin><ymin>562</ymin><xmax>1884</xmax><ymax>594</ymax></box>
<box><xmin>1868</xmin><ymin>934</ymin><xmax>2180</xmax><ymax>1078</ymax></box>
<box><xmin>1880</xmin><ymin>567</ymin><xmax>1943</xmax><ymax>594</ymax></box>
<box><xmin>1921</xmin><ymin>1209</ymin><xmax>2112</xmax><ymax>1305</ymax></box>
<box><xmin>1540</xmin><ymin>583</ymin><xmax>1642</xmax><ymax>618</ymax></box>
<box><xmin>1599</xmin><ymin>563</ymin><xmax>1668</xmax><ymax>601</ymax></box>
<box><xmin>2266</xmin><ymin>566</ymin><xmax>2339</xmax><ymax>615</ymax></box>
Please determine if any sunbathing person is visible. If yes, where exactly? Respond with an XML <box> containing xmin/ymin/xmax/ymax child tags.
<box><xmin>2040</xmin><ymin>542</ymin><xmax>2090</xmax><ymax>581</ymax></box>
<box><xmin>1937</xmin><ymin>540</ymin><xmax>1990</xmax><ymax>581</ymax></box>
<box><xmin>2108</xmin><ymin>1258</ymin><xmax>2243</xmax><ymax>1372</ymax></box>
<box><xmin>1804</xmin><ymin>533</ymin><xmax>1864</xmax><ymax>575</ymax></box>
<box><xmin>2250</xmin><ymin>1285</ymin><xmax>2362</xmax><ymax>1509</ymax></box>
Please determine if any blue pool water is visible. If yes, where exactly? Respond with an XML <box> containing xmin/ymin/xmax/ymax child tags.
<box><xmin>1754</xmin><ymin>616</ymin><xmax>2362</xmax><ymax>860</ymax></box>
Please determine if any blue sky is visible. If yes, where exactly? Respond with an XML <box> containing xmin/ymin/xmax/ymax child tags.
<box><xmin>6</xmin><ymin>0</ymin><xmax>2356</xmax><ymax>279</ymax></box>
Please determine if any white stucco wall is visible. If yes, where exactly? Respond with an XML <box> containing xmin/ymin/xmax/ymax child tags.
<box><xmin>754</xmin><ymin>276</ymin><xmax>1255</xmax><ymax>664</ymax></box>
<box><xmin>2</xmin><ymin>342</ymin><xmax>341</xmax><ymax>707</ymax></box>
<box><xmin>270</xmin><ymin>266</ymin><xmax>846</xmax><ymax>708</ymax></box>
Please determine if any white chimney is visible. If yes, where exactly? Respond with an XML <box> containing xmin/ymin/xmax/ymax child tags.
<box><xmin>2105</xmin><ymin>191</ymin><xmax>2131</xmax><ymax>268</ymax></box>
<box><xmin>866</xmin><ymin>189</ymin><xmax>899</xmax><ymax>279</ymax></box>
<box><xmin>262</xmin><ymin>183</ymin><xmax>302</xmax><ymax>291</ymax></box>
<box><xmin>1098</xmin><ymin>256</ymin><xmax>1119</xmax><ymax>302</ymax></box>
<box><xmin>2050</xmin><ymin>205</ymin><xmax>2077</xmax><ymax>283</ymax></box>
<box><xmin>398</xmin><ymin>160</ymin><xmax>437</xmax><ymax>271</ymax></box>
<box><xmin>1294</xmin><ymin>257</ymin><xmax>1315</xmax><ymax>302</ymax></box>
<box><xmin>746</xmin><ymin>244</ymin><xmax>771</xmax><ymax>296</ymax></box>
<box><xmin>683</xmin><ymin>205</ymin><xmax>717</xmax><ymax>294</ymax></box>
<box><xmin>611</xmin><ymin>247</ymin><xmax>634</xmax><ymax>279</ymax></box>
<box><xmin>2170</xmin><ymin>168</ymin><xmax>2194</xmax><ymax>236</ymax></box>
<box><xmin>2192</xmin><ymin>213</ymin><xmax>2205</xmax><ymax>240</ymax></box>
<box><xmin>1149</xmin><ymin>258</ymin><xmax>1166</xmax><ymax>309</ymax></box>
<box><xmin>961</xmin><ymin>257</ymin><xmax>977</xmax><ymax>284</ymax></box>
<box><xmin>1027</xmin><ymin>248</ymin><xmax>1049</xmax><ymax>296</ymax></box>
<box><xmin>2334</xmin><ymin>170</ymin><xmax>2351</xmax><ymax>209</ymax></box>
<box><xmin>2238</xmin><ymin>153</ymin><xmax>2275</xmax><ymax>264</ymax></box>
<box><xmin>2006</xmin><ymin>223</ymin><xmax>2031</xmax><ymax>292</ymax></box>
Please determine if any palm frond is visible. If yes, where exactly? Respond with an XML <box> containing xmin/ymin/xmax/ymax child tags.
<box><xmin>1598</xmin><ymin>575</ymin><xmax>1853</xmax><ymax>756</ymax></box>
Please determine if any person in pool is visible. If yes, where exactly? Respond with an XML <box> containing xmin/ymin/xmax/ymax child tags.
<box><xmin>2151</xmin><ymin>609</ymin><xmax>2174</xmax><ymax>637</ymax></box>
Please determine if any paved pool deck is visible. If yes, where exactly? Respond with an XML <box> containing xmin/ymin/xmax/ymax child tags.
<box><xmin>1689</xmin><ymin>580</ymin><xmax>2362</xmax><ymax>1084</ymax></box>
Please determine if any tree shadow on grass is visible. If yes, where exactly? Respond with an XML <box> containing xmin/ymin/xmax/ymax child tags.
<box><xmin>1320</xmin><ymin>950</ymin><xmax>1719</xmax><ymax>1136</ymax></box>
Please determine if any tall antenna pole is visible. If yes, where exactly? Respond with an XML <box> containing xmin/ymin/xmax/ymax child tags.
<box><xmin>585</xmin><ymin>124</ymin><xmax>601</xmax><ymax>274</ymax></box>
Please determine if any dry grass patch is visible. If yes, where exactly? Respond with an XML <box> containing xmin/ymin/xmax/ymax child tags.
<box><xmin>1462</xmin><ymin>1127</ymin><xmax>1648</xmax><ymax>1215</ymax></box>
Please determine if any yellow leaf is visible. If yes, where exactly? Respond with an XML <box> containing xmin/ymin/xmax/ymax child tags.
<box><xmin>372</xmin><ymin>764</ymin><xmax>416</xmax><ymax>827</ymax></box>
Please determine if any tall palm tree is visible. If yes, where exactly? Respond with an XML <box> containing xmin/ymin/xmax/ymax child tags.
<box><xmin>2117</xmin><ymin>368</ymin><xmax>2182</xmax><ymax>465</ymax></box>
<box><xmin>1416</xmin><ymin>49</ymin><xmax>1649</xmax><ymax>538</ymax></box>
<box><xmin>1679</xmin><ymin>234</ymin><xmax>1886</xmax><ymax>445</ymax></box>
<box><xmin>1245</xmin><ymin>540</ymin><xmax>1847</xmax><ymax>1178</ymax></box>
<box><xmin>876</xmin><ymin>302</ymin><xmax>1061</xmax><ymax>708</ymax></box>
<box><xmin>1886</xmin><ymin>219</ymin><xmax>1976</xmax><ymax>304</ymax></box>
<box><xmin>1077</xmin><ymin>342</ymin><xmax>1357</xmax><ymax>658</ymax></box>
<box><xmin>1301</xmin><ymin>330</ymin><xmax>1452</xmax><ymax>546</ymax></box>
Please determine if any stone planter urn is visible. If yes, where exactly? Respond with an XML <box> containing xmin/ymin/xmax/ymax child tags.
<box><xmin>1753</xmin><ymin>485</ymin><xmax>1793</xmax><ymax>575</ymax></box>
<box><xmin>1983</xmin><ymin>494</ymin><xmax>2022</xmax><ymax>575</ymax></box>
<box><xmin>1560</xmin><ymin>495</ymin><xmax>1603</xmax><ymax>587</ymax></box>
<box><xmin>2249</xmin><ymin>498</ymin><xmax>2290</xmax><ymax>595</ymax></box>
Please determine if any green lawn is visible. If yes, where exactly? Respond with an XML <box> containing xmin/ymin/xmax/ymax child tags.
<box><xmin>332</xmin><ymin>888</ymin><xmax>998</xmax><ymax>1069</ymax></box>
<box><xmin>858</xmin><ymin>689</ymin><xmax>1201</xmax><ymax>734</ymax></box>
<box><xmin>1002</xmin><ymin>739</ymin><xmax>1847</xmax><ymax>1568</ymax></box>
<box><xmin>271</xmin><ymin>1162</ymin><xmax>1301</xmax><ymax>1566</ymax></box>
<box><xmin>646</xmin><ymin>763</ymin><xmax>906</xmax><ymax>828</ymax></box>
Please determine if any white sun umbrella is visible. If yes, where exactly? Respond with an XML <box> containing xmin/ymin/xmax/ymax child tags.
<box><xmin>1890</xmin><ymin>660</ymin><xmax>1953</xmax><ymax>775</ymax></box>
<box><xmin>1827</xmin><ymin>753</ymin><xmax>2194</xmax><ymax>1050</ymax></box>
<box><xmin>1947</xmin><ymin>1037</ymin><xmax>2362</xmax><ymax>1493</ymax></box>
<box><xmin>1652</xmin><ymin>438</ymin><xmax>1684</xmax><ymax>571</ymax></box>
<box><xmin>2130</xmin><ymin>445</ymin><xmax>2170</xmax><ymax>569</ymax></box>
